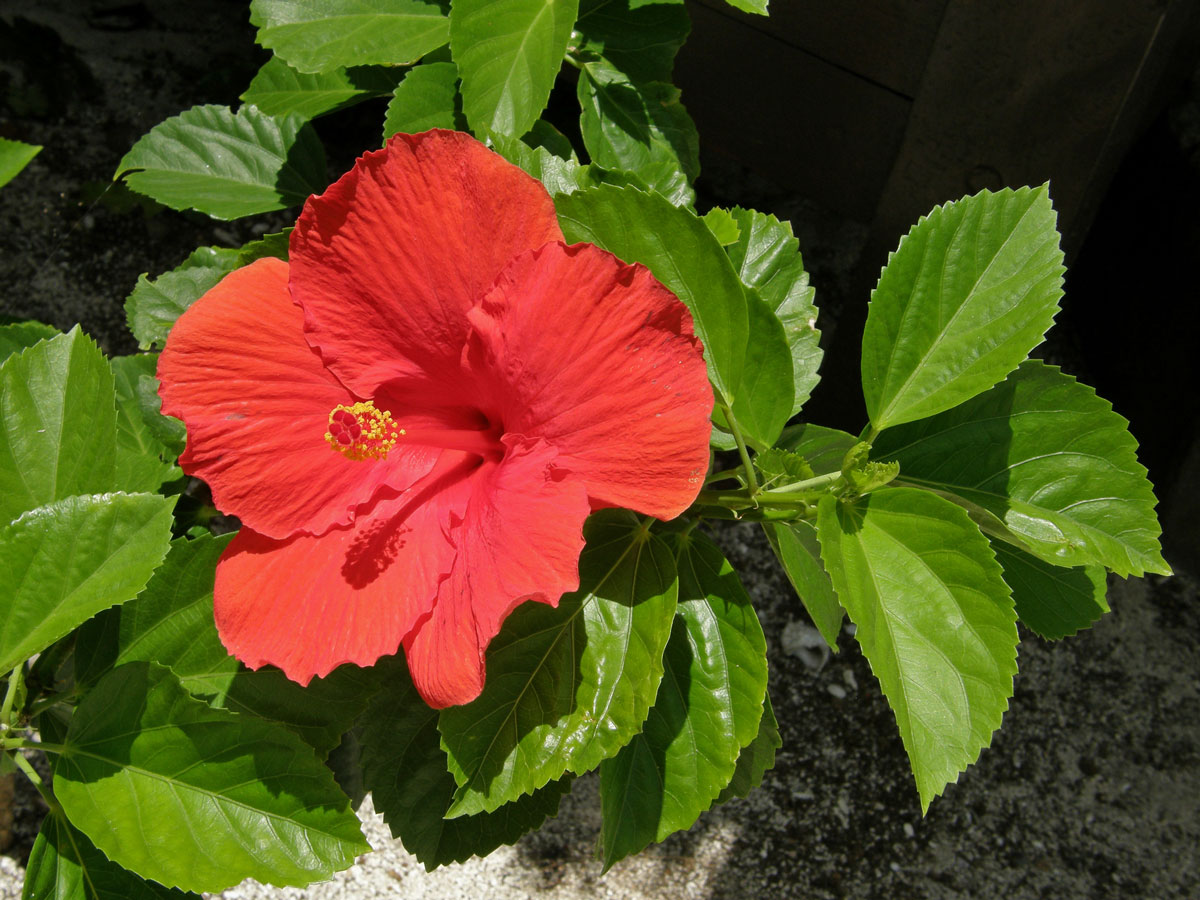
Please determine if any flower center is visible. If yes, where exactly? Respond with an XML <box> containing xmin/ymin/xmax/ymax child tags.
<box><xmin>325</xmin><ymin>401</ymin><xmax>400</xmax><ymax>461</ymax></box>
<box><xmin>325</xmin><ymin>401</ymin><xmax>503</xmax><ymax>462</ymax></box>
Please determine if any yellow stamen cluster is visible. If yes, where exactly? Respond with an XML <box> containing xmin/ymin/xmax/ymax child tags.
<box><xmin>325</xmin><ymin>401</ymin><xmax>403</xmax><ymax>461</ymax></box>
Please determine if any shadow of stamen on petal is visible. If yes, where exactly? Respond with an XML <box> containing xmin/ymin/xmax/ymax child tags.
<box><xmin>342</xmin><ymin>519</ymin><xmax>409</xmax><ymax>588</ymax></box>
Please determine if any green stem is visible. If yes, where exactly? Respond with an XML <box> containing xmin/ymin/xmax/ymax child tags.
<box><xmin>27</xmin><ymin>690</ymin><xmax>78</xmax><ymax>719</ymax></box>
<box><xmin>1</xmin><ymin>737</ymin><xmax>65</xmax><ymax>755</ymax></box>
<box><xmin>705</xmin><ymin>467</ymin><xmax>745</xmax><ymax>486</ymax></box>
<box><xmin>860</xmin><ymin>423</ymin><xmax>881</xmax><ymax>445</ymax></box>
<box><xmin>767</xmin><ymin>470</ymin><xmax>843</xmax><ymax>494</ymax></box>
<box><xmin>1</xmin><ymin>665</ymin><xmax>24</xmax><ymax>730</ymax></box>
<box><xmin>9</xmin><ymin>749</ymin><xmax>60</xmax><ymax>812</ymax></box>
<box><xmin>718</xmin><ymin>400</ymin><xmax>760</xmax><ymax>498</ymax></box>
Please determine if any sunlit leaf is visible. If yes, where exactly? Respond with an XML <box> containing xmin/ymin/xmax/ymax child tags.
<box><xmin>862</xmin><ymin>185</ymin><xmax>1064</xmax><ymax>429</ymax></box>
<box><xmin>763</xmin><ymin>520</ymin><xmax>842</xmax><ymax>648</ymax></box>
<box><xmin>872</xmin><ymin>360</ymin><xmax>1169</xmax><ymax>577</ymax></box>
<box><xmin>110</xmin><ymin>354</ymin><xmax>179</xmax><ymax>491</ymax></box>
<box><xmin>0</xmin><ymin>329</ymin><xmax>116</xmax><ymax>523</ymax></box>
<box><xmin>0</xmin><ymin>320</ymin><xmax>57</xmax><ymax>361</ymax></box>
<box><xmin>0</xmin><ymin>136</ymin><xmax>40</xmax><ymax>188</ymax></box>
<box><xmin>55</xmin><ymin>663</ymin><xmax>368</xmax><ymax>892</ymax></box>
<box><xmin>451</xmin><ymin>0</ymin><xmax>579</xmax><ymax>137</ymax></box>
<box><xmin>0</xmin><ymin>493</ymin><xmax>176</xmax><ymax>674</ymax></box>
<box><xmin>440</xmin><ymin>511</ymin><xmax>677</xmax><ymax>817</ymax></box>
<box><xmin>124</xmin><ymin>246</ymin><xmax>240</xmax><ymax>350</ymax></box>
<box><xmin>250</xmin><ymin>0</ymin><xmax>450</xmax><ymax>72</ymax></box>
<box><xmin>723</xmin><ymin>0</ymin><xmax>768</xmax><ymax>14</ymax></box>
<box><xmin>817</xmin><ymin>488</ymin><xmax>1017</xmax><ymax>811</ymax></box>
<box><xmin>383</xmin><ymin>61</ymin><xmax>463</xmax><ymax>139</ymax></box>
<box><xmin>716</xmin><ymin>692</ymin><xmax>780</xmax><ymax>804</ymax></box>
<box><xmin>115</xmin><ymin>104</ymin><xmax>327</xmax><ymax>220</ymax></box>
<box><xmin>574</xmin><ymin>0</ymin><xmax>689</xmax><ymax>84</ymax></box>
<box><xmin>241</xmin><ymin>56</ymin><xmax>401</xmax><ymax>119</ymax></box>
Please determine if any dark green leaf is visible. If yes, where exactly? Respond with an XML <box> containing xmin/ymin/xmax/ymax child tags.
<box><xmin>816</xmin><ymin>488</ymin><xmax>1018</xmax><ymax>812</ymax></box>
<box><xmin>598</xmin><ymin>528</ymin><xmax>766</xmax><ymax>867</ymax></box>
<box><xmin>24</xmin><ymin>810</ymin><xmax>199</xmax><ymax>900</ymax></box>
<box><xmin>763</xmin><ymin>520</ymin><xmax>842</xmax><ymax>648</ymax></box>
<box><xmin>522</xmin><ymin>118</ymin><xmax>576</xmax><ymax>159</ymax></box>
<box><xmin>110</xmin><ymin>355</ymin><xmax>179</xmax><ymax>491</ymax></box>
<box><xmin>0</xmin><ymin>493</ymin><xmax>176</xmax><ymax>674</ymax></box>
<box><xmin>0</xmin><ymin>136</ymin><xmax>40</xmax><ymax>188</ymax></box>
<box><xmin>451</xmin><ymin>0</ymin><xmax>579</xmax><ymax>137</ymax></box>
<box><xmin>872</xmin><ymin>360</ymin><xmax>1169</xmax><ymax>577</ymax></box>
<box><xmin>755</xmin><ymin>447</ymin><xmax>814</xmax><ymax>487</ymax></box>
<box><xmin>775</xmin><ymin>423</ymin><xmax>857</xmax><ymax>475</ymax></box>
<box><xmin>0</xmin><ymin>329</ymin><xmax>118</xmax><ymax>524</ymax></box>
<box><xmin>733</xmin><ymin>292</ymin><xmax>794</xmax><ymax>448</ymax></box>
<box><xmin>55</xmin><ymin>663</ymin><xmax>368</xmax><ymax>892</ymax></box>
<box><xmin>492</xmin><ymin>135</ymin><xmax>643</xmax><ymax>196</ymax></box>
<box><xmin>992</xmin><ymin>541</ymin><xmax>1108</xmax><ymax>640</ymax></box>
<box><xmin>0</xmin><ymin>320</ymin><xmax>58</xmax><ymax>361</ymax></box>
<box><xmin>124</xmin><ymin>246</ymin><xmax>240</xmax><ymax>350</ymax></box>
<box><xmin>440</xmin><ymin>511</ymin><xmax>677</xmax><ymax>817</ymax></box>
<box><xmin>716</xmin><ymin>692</ymin><xmax>780</xmax><ymax>803</ymax></box>
<box><xmin>115</xmin><ymin>104</ymin><xmax>327</xmax><ymax>220</ymax></box>
<box><xmin>134</xmin><ymin>374</ymin><xmax>184</xmax><ymax>454</ymax></box>
<box><xmin>241</xmin><ymin>57</ymin><xmax>401</xmax><ymax>119</ymax></box>
<box><xmin>726</xmin><ymin>207</ymin><xmax>821</xmax><ymax>415</ymax></box>
<box><xmin>862</xmin><ymin>185</ymin><xmax>1064</xmax><ymax>429</ymax></box>
<box><xmin>362</xmin><ymin>657</ymin><xmax>570</xmax><ymax>870</ymax></box>
<box><xmin>577</xmin><ymin>63</ymin><xmax>698</xmax><ymax>206</ymax></box>
<box><xmin>383</xmin><ymin>61</ymin><xmax>463</xmax><ymax>139</ymax></box>
<box><xmin>250</xmin><ymin>0</ymin><xmax>450</xmax><ymax>72</ymax></box>
<box><xmin>574</xmin><ymin>0</ymin><xmax>689</xmax><ymax>84</ymax></box>
<box><xmin>236</xmin><ymin>228</ymin><xmax>292</xmax><ymax>266</ymax></box>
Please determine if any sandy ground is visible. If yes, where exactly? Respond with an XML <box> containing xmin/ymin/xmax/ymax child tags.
<box><xmin>2</xmin><ymin>2</ymin><xmax>1198</xmax><ymax>898</ymax></box>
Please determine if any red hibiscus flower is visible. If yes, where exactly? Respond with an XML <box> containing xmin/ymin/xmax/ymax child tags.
<box><xmin>158</xmin><ymin>131</ymin><xmax>712</xmax><ymax>708</ymax></box>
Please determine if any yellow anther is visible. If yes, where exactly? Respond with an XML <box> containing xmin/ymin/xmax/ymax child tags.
<box><xmin>325</xmin><ymin>401</ymin><xmax>400</xmax><ymax>461</ymax></box>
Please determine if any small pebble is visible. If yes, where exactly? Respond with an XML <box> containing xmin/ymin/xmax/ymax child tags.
<box><xmin>904</xmin><ymin>823</ymin><xmax>915</xmax><ymax>839</ymax></box>
<box><xmin>781</xmin><ymin>620</ymin><xmax>830</xmax><ymax>672</ymax></box>
<box><xmin>827</xmin><ymin>684</ymin><xmax>847</xmax><ymax>699</ymax></box>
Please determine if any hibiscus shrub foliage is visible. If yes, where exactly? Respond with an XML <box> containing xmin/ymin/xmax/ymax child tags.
<box><xmin>0</xmin><ymin>0</ymin><xmax>1171</xmax><ymax>895</ymax></box>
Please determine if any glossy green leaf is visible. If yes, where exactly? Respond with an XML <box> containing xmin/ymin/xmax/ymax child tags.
<box><xmin>0</xmin><ymin>493</ymin><xmax>176</xmax><ymax>674</ymax></box>
<box><xmin>574</xmin><ymin>0</ymin><xmax>689</xmax><ymax>84</ymax></box>
<box><xmin>110</xmin><ymin>355</ymin><xmax>179</xmax><ymax>491</ymax></box>
<box><xmin>577</xmin><ymin>62</ymin><xmax>698</xmax><ymax>206</ymax></box>
<box><xmin>383</xmin><ymin>61</ymin><xmax>463</xmax><ymax>139</ymax></box>
<box><xmin>492</xmin><ymin>135</ymin><xmax>644</xmax><ymax>196</ymax></box>
<box><xmin>55</xmin><ymin>662</ymin><xmax>368</xmax><ymax>892</ymax></box>
<box><xmin>0</xmin><ymin>329</ymin><xmax>116</xmax><ymax>524</ymax></box>
<box><xmin>237</xmin><ymin>229</ymin><xmax>292</xmax><ymax>266</ymax></box>
<box><xmin>763</xmin><ymin>520</ymin><xmax>842</xmax><ymax>648</ymax></box>
<box><xmin>816</xmin><ymin>488</ymin><xmax>1018</xmax><ymax>812</ymax></box>
<box><xmin>451</xmin><ymin>0</ymin><xmax>579</xmax><ymax>137</ymax></box>
<box><xmin>0</xmin><ymin>136</ymin><xmax>40</xmax><ymax>188</ymax></box>
<box><xmin>725</xmin><ymin>207</ymin><xmax>821</xmax><ymax>415</ymax></box>
<box><xmin>862</xmin><ymin>185</ymin><xmax>1065</xmax><ymax>429</ymax></box>
<box><xmin>440</xmin><ymin>511</ymin><xmax>677</xmax><ymax>817</ymax></box>
<box><xmin>115</xmin><ymin>104</ymin><xmax>327</xmax><ymax>219</ymax></box>
<box><xmin>556</xmin><ymin>184</ymin><xmax>742</xmax><ymax>400</ymax></box>
<box><xmin>362</xmin><ymin>657</ymin><xmax>570</xmax><ymax>870</ymax></box>
<box><xmin>723</xmin><ymin>0</ymin><xmax>768</xmax><ymax>14</ymax></box>
<box><xmin>241</xmin><ymin>56</ymin><xmax>401</xmax><ymax>118</ymax></box>
<box><xmin>598</xmin><ymin>528</ymin><xmax>766</xmax><ymax>867</ymax></box>
<box><xmin>716</xmin><ymin>692</ymin><xmax>780</xmax><ymax>804</ymax></box>
<box><xmin>124</xmin><ymin>246</ymin><xmax>240</xmax><ymax>350</ymax></box>
<box><xmin>250</xmin><ymin>0</ymin><xmax>450</xmax><ymax>72</ymax></box>
<box><xmin>775</xmin><ymin>423</ymin><xmax>857</xmax><ymax>476</ymax></box>
<box><xmin>0</xmin><ymin>320</ymin><xmax>57</xmax><ymax>361</ymax></box>
<box><xmin>992</xmin><ymin>541</ymin><xmax>1108</xmax><ymax>640</ymax></box>
<box><xmin>872</xmin><ymin>360</ymin><xmax>1169</xmax><ymax>577</ymax></box>
<box><xmin>734</xmin><ymin>292</ymin><xmax>794</xmax><ymax>448</ymax></box>
<box><xmin>24</xmin><ymin>810</ymin><xmax>199</xmax><ymax>900</ymax></box>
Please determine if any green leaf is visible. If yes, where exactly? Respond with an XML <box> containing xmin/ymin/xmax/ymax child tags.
<box><xmin>241</xmin><ymin>56</ymin><xmax>401</xmax><ymax>119</ymax></box>
<box><xmin>383</xmin><ymin>61</ymin><xmax>463</xmax><ymax>139</ymax></box>
<box><xmin>236</xmin><ymin>229</ymin><xmax>293</xmax><ymax>266</ymax></box>
<box><xmin>725</xmin><ymin>207</ymin><xmax>821</xmax><ymax>415</ymax></box>
<box><xmin>115</xmin><ymin>104</ymin><xmax>327</xmax><ymax>220</ymax></box>
<box><xmin>775</xmin><ymin>423</ymin><xmax>857</xmax><ymax>475</ymax></box>
<box><xmin>871</xmin><ymin>360</ymin><xmax>1169</xmax><ymax>577</ymax></box>
<box><xmin>0</xmin><ymin>493</ymin><xmax>176</xmax><ymax>674</ymax></box>
<box><xmin>24</xmin><ymin>810</ymin><xmax>200</xmax><ymax>900</ymax></box>
<box><xmin>55</xmin><ymin>663</ymin><xmax>368</xmax><ymax>892</ymax></box>
<box><xmin>439</xmin><ymin>511</ymin><xmax>677</xmax><ymax>817</ymax></box>
<box><xmin>755</xmin><ymin>447</ymin><xmax>814</xmax><ymax>487</ymax></box>
<box><xmin>577</xmin><ymin>63</ymin><xmax>698</xmax><ymax>206</ymax></box>
<box><xmin>861</xmin><ymin>185</ymin><xmax>1065</xmax><ymax>430</ymax></box>
<box><xmin>110</xmin><ymin>355</ymin><xmax>179</xmax><ymax>491</ymax></box>
<box><xmin>724</xmin><ymin>0</ymin><xmax>768</xmax><ymax>13</ymax></box>
<box><xmin>839</xmin><ymin>442</ymin><xmax>899</xmax><ymax>497</ymax></box>
<box><xmin>362</xmin><ymin>657</ymin><xmax>570</xmax><ymax>870</ymax></box>
<box><xmin>522</xmin><ymin>118</ymin><xmax>576</xmax><ymax>159</ymax></box>
<box><xmin>702</xmin><ymin>207</ymin><xmax>740</xmax><ymax>246</ymax></box>
<box><xmin>124</xmin><ymin>246</ymin><xmax>240</xmax><ymax>350</ymax></box>
<box><xmin>491</xmin><ymin>135</ymin><xmax>643</xmax><ymax>196</ymax></box>
<box><xmin>451</xmin><ymin>0</ymin><xmax>580</xmax><ymax>138</ymax></box>
<box><xmin>556</xmin><ymin>184</ymin><xmax>792</xmax><ymax>446</ymax></box>
<box><xmin>0</xmin><ymin>136</ymin><xmax>40</xmax><ymax>188</ymax></box>
<box><xmin>0</xmin><ymin>329</ymin><xmax>117</xmax><ymax>524</ymax></box>
<box><xmin>574</xmin><ymin>0</ymin><xmax>690</xmax><ymax>84</ymax></box>
<box><xmin>250</xmin><ymin>0</ymin><xmax>450</xmax><ymax>72</ymax></box>
<box><xmin>598</xmin><ymin>528</ymin><xmax>767</xmax><ymax>868</ymax></box>
<box><xmin>0</xmin><ymin>320</ymin><xmax>58</xmax><ymax>361</ymax></box>
<box><xmin>716</xmin><ymin>692</ymin><xmax>780</xmax><ymax>804</ymax></box>
<box><xmin>992</xmin><ymin>541</ymin><xmax>1108</xmax><ymax>640</ymax></box>
<box><xmin>763</xmin><ymin>520</ymin><xmax>842</xmax><ymax>648</ymax></box>
<box><xmin>816</xmin><ymin>488</ymin><xmax>1018</xmax><ymax>812</ymax></box>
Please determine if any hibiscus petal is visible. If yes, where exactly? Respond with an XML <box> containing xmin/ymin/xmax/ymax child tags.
<box><xmin>213</xmin><ymin>453</ymin><xmax>478</xmax><ymax>683</ymax></box>
<box><xmin>291</xmin><ymin>130</ymin><xmax>564</xmax><ymax>397</ymax></box>
<box><xmin>467</xmin><ymin>242</ymin><xmax>713</xmax><ymax>520</ymax></box>
<box><xmin>157</xmin><ymin>258</ymin><xmax>438</xmax><ymax>539</ymax></box>
<box><xmin>403</xmin><ymin>437</ymin><xmax>590</xmax><ymax>708</ymax></box>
